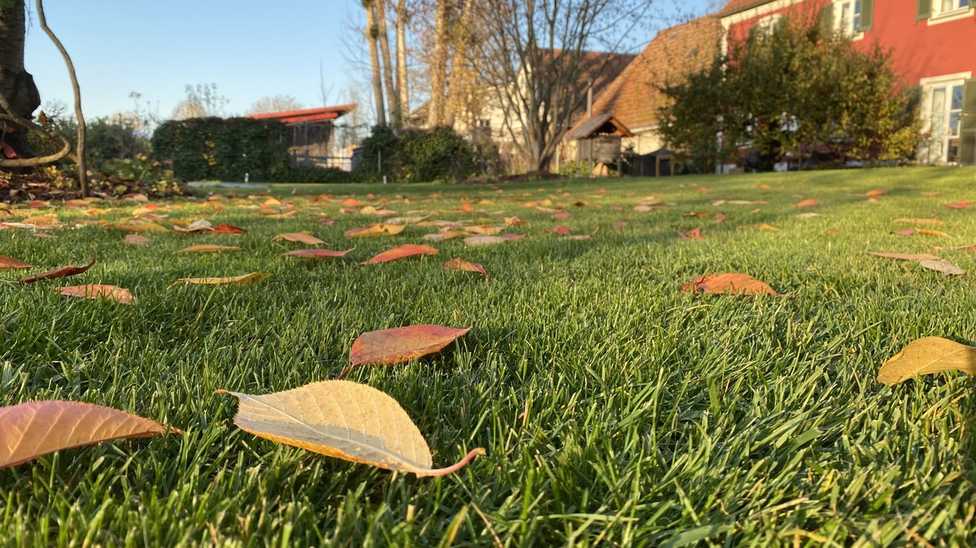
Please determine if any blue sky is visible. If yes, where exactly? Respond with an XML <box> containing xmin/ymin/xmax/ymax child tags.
<box><xmin>24</xmin><ymin>0</ymin><xmax>713</xmax><ymax>119</ymax></box>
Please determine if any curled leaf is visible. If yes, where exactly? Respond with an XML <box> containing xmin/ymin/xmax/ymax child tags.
<box><xmin>283</xmin><ymin>248</ymin><xmax>353</xmax><ymax>260</ymax></box>
<box><xmin>218</xmin><ymin>380</ymin><xmax>484</xmax><ymax>477</ymax></box>
<box><xmin>59</xmin><ymin>284</ymin><xmax>135</xmax><ymax>304</ymax></box>
<box><xmin>21</xmin><ymin>258</ymin><xmax>95</xmax><ymax>284</ymax></box>
<box><xmin>363</xmin><ymin>244</ymin><xmax>438</xmax><ymax>265</ymax></box>
<box><xmin>878</xmin><ymin>337</ymin><xmax>976</xmax><ymax>385</ymax></box>
<box><xmin>444</xmin><ymin>258</ymin><xmax>488</xmax><ymax>278</ymax></box>
<box><xmin>0</xmin><ymin>401</ymin><xmax>172</xmax><ymax>468</ymax></box>
<box><xmin>175</xmin><ymin>272</ymin><xmax>270</xmax><ymax>286</ymax></box>
<box><xmin>682</xmin><ymin>273</ymin><xmax>779</xmax><ymax>296</ymax></box>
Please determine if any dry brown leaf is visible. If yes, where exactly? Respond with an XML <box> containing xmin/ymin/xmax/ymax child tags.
<box><xmin>212</xmin><ymin>223</ymin><xmax>246</xmax><ymax>235</ymax></box>
<box><xmin>0</xmin><ymin>255</ymin><xmax>31</xmax><ymax>270</ymax></box>
<box><xmin>682</xmin><ymin>273</ymin><xmax>779</xmax><ymax>296</ymax></box>
<box><xmin>444</xmin><ymin>258</ymin><xmax>488</xmax><ymax>278</ymax></box>
<box><xmin>274</xmin><ymin>232</ymin><xmax>325</xmax><ymax>245</ymax></box>
<box><xmin>918</xmin><ymin>259</ymin><xmax>965</xmax><ymax>276</ymax></box>
<box><xmin>345</xmin><ymin>224</ymin><xmax>406</xmax><ymax>238</ymax></box>
<box><xmin>0</xmin><ymin>400</ymin><xmax>172</xmax><ymax>468</ymax></box>
<box><xmin>173</xmin><ymin>220</ymin><xmax>214</xmax><ymax>233</ymax></box>
<box><xmin>465</xmin><ymin>225</ymin><xmax>504</xmax><ymax>236</ymax></box>
<box><xmin>178</xmin><ymin>244</ymin><xmax>241</xmax><ymax>254</ymax></box>
<box><xmin>894</xmin><ymin>218</ymin><xmax>943</xmax><ymax>226</ymax></box>
<box><xmin>348</xmin><ymin>325</ymin><xmax>470</xmax><ymax>369</ymax></box>
<box><xmin>868</xmin><ymin>251</ymin><xmax>942</xmax><ymax>262</ymax></box>
<box><xmin>21</xmin><ymin>259</ymin><xmax>96</xmax><ymax>284</ymax></box>
<box><xmin>877</xmin><ymin>337</ymin><xmax>976</xmax><ymax>385</ymax></box>
<box><xmin>283</xmin><ymin>248</ymin><xmax>353</xmax><ymax>260</ymax></box>
<box><xmin>112</xmin><ymin>221</ymin><xmax>168</xmax><ymax>233</ymax></box>
<box><xmin>218</xmin><ymin>381</ymin><xmax>484</xmax><ymax>477</ymax></box>
<box><xmin>424</xmin><ymin>231</ymin><xmax>466</xmax><ymax>242</ymax></box>
<box><xmin>917</xmin><ymin>229</ymin><xmax>949</xmax><ymax>238</ymax></box>
<box><xmin>363</xmin><ymin>244</ymin><xmax>438</xmax><ymax>265</ymax></box>
<box><xmin>795</xmin><ymin>198</ymin><xmax>818</xmax><ymax>208</ymax></box>
<box><xmin>59</xmin><ymin>284</ymin><xmax>135</xmax><ymax>304</ymax></box>
<box><xmin>866</xmin><ymin>189</ymin><xmax>887</xmax><ymax>198</ymax></box>
<box><xmin>123</xmin><ymin>234</ymin><xmax>151</xmax><ymax>247</ymax></box>
<box><xmin>464</xmin><ymin>235</ymin><xmax>507</xmax><ymax>247</ymax></box>
<box><xmin>175</xmin><ymin>272</ymin><xmax>270</xmax><ymax>286</ymax></box>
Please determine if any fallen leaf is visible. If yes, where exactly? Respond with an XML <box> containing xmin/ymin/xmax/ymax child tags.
<box><xmin>112</xmin><ymin>221</ymin><xmax>168</xmax><ymax>233</ymax></box>
<box><xmin>917</xmin><ymin>229</ymin><xmax>949</xmax><ymax>238</ymax></box>
<box><xmin>217</xmin><ymin>381</ymin><xmax>483</xmax><ymax>477</ymax></box>
<box><xmin>123</xmin><ymin>234</ymin><xmax>151</xmax><ymax>246</ymax></box>
<box><xmin>59</xmin><ymin>284</ymin><xmax>135</xmax><ymax>304</ymax></box>
<box><xmin>348</xmin><ymin>325</ymin><xmax>470</xmax><ymax>370</ymax></box>
<box><xmin>877</xmin><ymin>337</ymin><xmax>976</xmax><ymax>385</ymax></box>
<box><xmin>444</xmin><ymin>258</ymin><xmax>488</xmax><ymax>278</ymax></box>
<box><xmin>283</xmin><ymin>248</ymin><xmax>353</xmax><ymax>259</ymax></box>
<box><xmin>464</xmin><ymin>235</ymin><xmax>507</xmax><ymax>247</ymax></box>
<box><xmin>756</xmin><ymin>224</ymin><xmax>779</xmax><ymax>232</ymax></box>
<box><xmin>0</xmin><ymin>255</ymin><xmax>31</xmax><ymax>270</ymax></box>
<box><xmin>21</xmin><ymin>259</ymin><xmax>95</xmax><ymax>284</ymax></box>
<box><xmin>552</xmin><ymin>211</ymin><xmax>571</xmax><ymax>221</ymax></box>
<box><xmin>363</xmin><ymin>244</ymin><xmax>438</xmax><ymax>265</ymax></box>
<box><xmin>894</xmin><ymin>218</ymin><xmax>943</xmax><ymax>226</ymax></box>
<box><xmin>945</xmin><ymin>200</ymin><xmax>973</xmax><ymax>210</ymax></box>
<box><xmin>919</xmin><ymin>259</ymin><xmax>965</xmax><ymax>276</ymax></box>
<box><xmin>682</xmin><ymin>273</ymin><xmax>779</xmax><ymax>296</ymax></box>
<box><xmin>464</xmin><ymin>225</ymin><xmax>504</xmax><ymax>236</ymax></box>
<box><xmin>178</xmin><ymin>244</ymin><xmax>241</xmax><ymax>254</ymax></box>
<box><xmin>551</xmin><ymin>225</ymin><xmax>572</xmax><ymax>236</ymax></box>
<box><xmin>680</xmin><ymin>228</ymin><xmax>703</xmax><ymax>240</ymax></box>
<box><xmin>795</xmin><ymin>198</ymin><xmax>818</xmax><ymax>208</ymax></box>
<box><xmin>173</xmin><ymin>220</ymin><xmax>214</xmax><ymax>233</ymax></box>
<box><xmin>0</xmin><ymin>401</ymin><xmax>172</xmax><ymax>468</ymax></box>
<box><xmin>868</xmin><ymin>252</ymin><xmax>941</xmax><ymax>262</ymax></box>
<box><xmin>345</xmin><ymin>224</ymin><xmax>406</xmax><ymax>238</ymax></box>
<box><xmin>504</xmin><ymin>216</ymin><xmax>525</xmax><ymax>227</ymax></box>
<box><xmin>424</xmin><ymin>231</ymin><xmax>465</xmax><ymax>242</ymax></box>
<box><xmin>866</xmin><ymin>189</ymin><xmax>887</xmax><ymax>198</ymax></box>
<box><xmin>274</xmin><ymin>232</ymin><xmax>325</xmax><ymax>245</ymax></box>
<box><xmin>713</xmin><ymin>213</ymin><xmax>727</xmax><ymax>224</ymax></box>
<box><xmin>175</xmin><ymin>272</ymin><xmax>270</xmax><ymax>286</ymax></box>
<box><xmin>212</xmin><ymin>223</ymin><xmax>246</xmax><ymax>235</ymax></box>
<box><xmin>894</xmin><ymin>229</ymin><xmax>916</xmax><ymax>237</ymax></box>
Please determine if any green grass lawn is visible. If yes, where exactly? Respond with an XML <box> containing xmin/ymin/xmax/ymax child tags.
<box><xmin>3</xmin><ymin>166</ymin><xmax>976</xmax><ymax>546</ymax></box>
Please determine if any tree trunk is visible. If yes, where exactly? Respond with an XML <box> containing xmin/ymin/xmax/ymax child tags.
<box><xmin>445</xmin><ymin>0</ymin><xmax>476</xmax><ymax>128</ymax></box>
<box><xmin>0</xmin><ymin>0</ymin><xmax>41</xmax><ymax>157</ymax></box>
<box><xmin>375</xmin><ymin>0</ymin><xmax>401</xmax><ymax>128</ymax></box>
<box><xmin>395</xmin><ymin>0</ymin><xmax>410</xmax><ymax>121</ymax></box>
<box><xmin>364</xmin><ymin>0</ymin><xmax>387</xmax><ymax>127</ymax></box>
<box><xmin>36</xmin><ymin>0</ymin><xmax>87</xmax><ymax>195</ymax></box>
<box><xmin>426</xmin><ymin>0</ymin><xmax>449</xmax><ymax>127</ymax></box>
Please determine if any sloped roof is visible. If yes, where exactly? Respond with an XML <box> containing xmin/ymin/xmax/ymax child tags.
<box><xmin>719</xmin><ymin>0</ymin><xmax>775</xmax><ymax>16</ymax></box>
<box><xmin>565</xmin><ymin>113</ymin><xmax>634</xmax><ymax>140</ymax></box>
<box><xmin>577</xmin><ymin>16</ymin><xmax>723</xmax><ymax>134</ymax></box>
<box><xmin>249</xmin><ymin>104</ymin><xmax>356</xmax><ymax>124</ymax></box>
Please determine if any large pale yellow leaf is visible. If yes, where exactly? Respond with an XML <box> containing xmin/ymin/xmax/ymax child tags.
<box><xmin>877</xmin><ymin>337</ymin><xmax>976</xmax><ymax>385</ymax></box>
<box><xmin>0</xmin><ymin>401</ymin><xmax>172</xmax><ymax>468</ymax></box>
<box><xmin>218</xmin><ymin>380</ymin><xmax>484</xmax><ymax>477</ymax></box>
<box><xmin>178</xmin><ymin>244</ymin><xmax>241</xmax><ymax>254</ymax></box>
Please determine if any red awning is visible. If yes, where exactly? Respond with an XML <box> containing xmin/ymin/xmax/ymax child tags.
<box><xmin>249</xmin><ymin>103</ymin><xmax>356</xmax><ymax>125</ymax></box>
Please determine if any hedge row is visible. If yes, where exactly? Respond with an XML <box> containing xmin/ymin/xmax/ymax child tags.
<box><xmin>151</xmin><ymin>117</ymin><xmax>291</xmax><ymax>182</ymax></box>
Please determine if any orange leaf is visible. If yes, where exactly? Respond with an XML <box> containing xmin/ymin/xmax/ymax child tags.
<box><xmin>345</xmin><ymin>224</ymin><xmax>406</xmax><ymax>238</ymax></box>
<box><xmin>346</xmin><ymin>325</ymin><xmax>471</xmax><ymax>372</ymax></box>
<box><xmin>363</xmin><ymin>244</ymin><xmax>438</xmax><ymax>265</ymax></box>
<box><xmin>945</xmin><ymin>200</ymin><xmax>973</xmax><ymax>210</ymax></box>
<box><xmin>866</xmin><ymin>189</ymin><xmax>887</xmax><ymax>198</ymax></box>
<box><xmin>795</xmin><ymin>199</ymin><xmax>818</xmax><ymax>208</ymax></box>
<box><xmin>444</xmin><ymin>258</ymin><xmax>488</xmax><ymax>278</ymax></box>
<box><xmin>59</xmin><ymin>284</ymin><xmax>135</xmax><ymax>304</ymax></box>
<box><xmin>21</xmin><ymin>258</ymin><xmax>95</xmax><ymax>285</ymax></box>
<box><xmin>681</xmin><ymin>228</ymin><xmax>703</xmax><ymax>240</ymax></box>
<box><xmin>0</xmin><ymin>255</ymin><xmax>31</xmax><ymax>270</ymax></box>
<box><xmin>178</xmin><ymin>244</ymin><xmax>241</xmax><ymax>254</ymax></box>
<box><xmin>0</xmin><ymin>400</ymin><xmax>173</xmax><ymax>468</ymax></box>
<box><xmin>283</xmin><ymin>248</ymin><xmax>353</xmax><ymax>260</ymax></box>
<box><xmin>274</xmin><ymin>232</ymin><xmax>325</xmax><ymax>245</ymax></box>
<box><xmin>212</xmin><ymin>223</ymin><xmax>246</xmax><ymax>234</ymax></box>
<box><xmin>682</xmin><ymin>273</ymin><xmax>779</xmax><ymax>296</ymax></box>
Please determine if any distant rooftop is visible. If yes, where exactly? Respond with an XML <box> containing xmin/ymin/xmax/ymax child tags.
<box><xmin>249</xmin><ymin>104</ymin><xmax>356</xmax><ymax>124</ymax></box>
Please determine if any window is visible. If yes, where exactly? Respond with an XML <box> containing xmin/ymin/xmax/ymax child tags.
<box><xmin>936</xmin><ymin>0</ymin><xmax>971</xmax><ymax>16</ymax></box>
<box><xmin>756</xmin><ymin>13</ymin><xmax>783</xmax><ymax>34</ymax></box>
<box><xmin>924</xmin><ymin>81</ymin><xmax>967</xmax><ymax>163</ymax></box>
<box><xmin>834</xmin><ymin>0</ymin><xmax>863</xmax><ymax>36</ymax></box>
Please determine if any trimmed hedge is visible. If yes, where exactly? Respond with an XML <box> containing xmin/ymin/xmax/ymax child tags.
<box><xmin>152</xmin><ymin>117</ymin><xmax>291</xmax><ymax>181</ymax></box>
<box><xmin>355</xmin><ymin>126</ymin><xmax>486</xmax><ymax>183</ymax></box>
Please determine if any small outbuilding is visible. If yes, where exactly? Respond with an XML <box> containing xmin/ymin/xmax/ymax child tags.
<box><xmin>249</xmin><ymin>104</ymin><xmax>356</xmax><ymax>168</ymax></box>
<box><xmin>565</xmin><ymin>112</ymin><xmax>634</xmax><ymax>167</ymax></box>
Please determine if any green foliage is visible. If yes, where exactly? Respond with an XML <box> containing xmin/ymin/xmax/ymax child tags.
<box><xmin>151</xmin><ymin>117</ymin><xmax>291</xmax><ymax>181</ymax></box>
<box><xmin>356</xmin><ymin>126</ymin><xmax>485</xmax><ymax>183</ymax></box>
<box><xmin>659</xmin><ymin>20</ymin><xmax>922</xmax><ymax>172</ymax></box>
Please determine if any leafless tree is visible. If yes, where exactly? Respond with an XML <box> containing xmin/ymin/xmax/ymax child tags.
<box><xmin>171</xmin><ymin>83</ymin><xmax>229</xmax><ymax>120</ymax></box>
<box><xmin>363</xmin><ymin>0</ymin><xmax>387</xmax><ymax>127</ymax></box>
<box><xmin>374</xmin><ymin>0</ymin><xmax>402</xmax><ymax>127</ymax></box>
<box><xmin>471</xmin><ymin>0</ymin><xmax>655</xmax><ymax>172</ymax></box>
<box><xmin>395</xmin><ymin>0</ymin><xmax>411</xmax><ymax>116</ymax></box>
<box><xmin>247</xmin><ymin>95</ymin><xmax>304</xmax><ymax>115</ymax></box>
<box><xmin>426</xmin><ymin>0</ymin><xmax>450</xmax><ymax>126</ymax></box>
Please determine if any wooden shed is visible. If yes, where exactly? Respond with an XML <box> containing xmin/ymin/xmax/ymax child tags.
<box><xmin>249</xmin><ymin>104</ymin><xmax>356</xmax><ymax>168</ymax></box>
<box><xmin>565</xmin><ymin>112</ymin><xmax>634</xmax><ymax>165</ymax></box>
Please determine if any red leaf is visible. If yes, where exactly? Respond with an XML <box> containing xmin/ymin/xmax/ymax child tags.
<box><xmin>363</xmin><ymin>244</ymin><xmax>438</xmax><ymax>265</ymax></box>
<box><xmin>682</xmin><ymin>273</ymin><xmax>779</xmax><ymax>296</ymax></box>
<box><xmin>551</xmin><ymin>225</ymin><xmax>572</xmax><ymax>236</ymax></box>
<box><xmin>346</xmin><ymin>325</ymin><xmax>471</xmax><ymax>373</ymax></box>
<box><xmin>212</xmin><ymin>223</ymin><xmax>246</xmax><ymax>234</ymax></box>
<box><xmin>0</xmin><ymin>255</ymin><xmax>31</xmax><ymax>270</ymax></box>
<box><xmin>21</xmin><ymin>259</ymin><xmax>95</xmax><ymax>285</ymax></box>
<box><xmin>681</xmin><ymin>228</ymin><xmax>703</xmax><ymax>240</ymax></box>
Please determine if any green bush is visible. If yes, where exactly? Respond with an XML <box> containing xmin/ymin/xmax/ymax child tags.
<box><xmin>355</xmin><ymin>126</ymin><xmax>484</xmax><ymax>183</ymax></box>
<box><xmin>151</xmin><ymin>117</ymin><xmax>290</xmax><ymax>181</ymax></box>
<box><xmin>28</xmin><ymin>114</ymin><xmax>152</xmax><ymax>170</ymax></box>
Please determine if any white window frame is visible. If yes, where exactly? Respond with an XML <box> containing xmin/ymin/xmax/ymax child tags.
<box><xmin>833</xmin><ymin>0</ymin><xmax>864</xmax><ymax>39</ymax></box>
<box><xmin>920</xmin><ymin>73</ymin><xmax>972</xmax><ymax>164</ymax></box>
<box><xmin>928</xmin><ymin>0</ymin><xmax>974</xmax><ymax>25</ymax></box>
<box><xmin>756</xmin><ymin>13</ymin><xmax>783</xmax><ymax>35</ymax></box>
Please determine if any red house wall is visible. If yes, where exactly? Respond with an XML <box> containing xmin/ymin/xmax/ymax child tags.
<box><xmin>725</xmin><ymin>0</ymin><xmax>976</xmax><ymax>86</ymax></box>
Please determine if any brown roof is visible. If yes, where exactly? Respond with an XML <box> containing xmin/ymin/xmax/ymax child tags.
<box><xmin>578</xmin><ymin>16</ymin><xmax>722</xmax><ymax>134</ymax></box>
<box><xmin>719</xmin><ymin>0</ymin><xmax>775</xmax><ymax>16</ymax></box>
